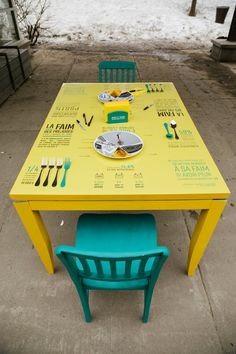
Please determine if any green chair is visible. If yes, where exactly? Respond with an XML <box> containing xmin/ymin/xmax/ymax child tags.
<box><xmin>98</xmin><ymin>61</ymin><xmax>136</xmax><ymax>83</ymax></box>
<box><xmin>55</xmin><ymin>214</ymin><xmax>169</xmax><ymax>323</ymax></box>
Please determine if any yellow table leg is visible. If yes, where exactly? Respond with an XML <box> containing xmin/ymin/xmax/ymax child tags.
<box><xmin>187</xmin><ymin>200</ymin><xmax>227</xmax><ymax>276</ymax></box>
<box><xmin>13</xmin><ymin>201</ymin><xmax>54</xmax><ymax>274</ymax></box>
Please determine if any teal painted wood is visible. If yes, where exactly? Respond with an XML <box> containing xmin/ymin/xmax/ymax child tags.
<box><xmin>94</xmin><ymin>259</ymin><xmax>103</xmax><ymax>277</ymax></box>
<box><xmin>55</xmin><ymin>214</ymin><xmax>169</xmax><ymax>323</ymax></box>
<box><xmin>125</xmin><ymin>260</ymin><xmax>132</xmax><ymax>278</ymax></box>
<box><xmin>75</xmin><ymin>214</ymin><xmax>158</xmax><ymax>252</ymax></box>
<box><xmin>98</xmin><ymin>61</ymin><xmax>136</xmax><ymax>83</ymax></box>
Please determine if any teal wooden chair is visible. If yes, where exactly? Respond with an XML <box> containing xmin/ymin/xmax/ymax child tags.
<box><xmin>55</xmin><ymin>214</ymin><xmax>169</xmax><ymax>323</ymax></box>
<box><xmin>98</xmin><ymin>61</ymin><xmax>136</xmax><ymax>83</ymax></box>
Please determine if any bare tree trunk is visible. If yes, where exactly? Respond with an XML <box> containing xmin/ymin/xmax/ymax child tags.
<box><xmin>14</xmin><ymin>0</ymin><xmax>49</xmax><ymax>45</ymax></box>
<box><xmin>189</xmin><ymin>0</ymin><xmax>197</xmax><ymax>16</ymax></box>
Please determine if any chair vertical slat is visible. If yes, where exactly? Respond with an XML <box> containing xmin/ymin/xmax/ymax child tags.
<box><xmin>138</xmin><ymin>257</ymin><xmax>149</xmax><ymax>276</ymax></box>
<box><xmin>110</xmin><ymin>260</ymin><xmax>117</xmax><ymax>278</ymax></box>
<box><xmin>121</xmin><ymin>69</ymin><xmax>125</xmax><ymax>82</ymax></box>
<box><xmin>79</xmin><ymin>257</ymin><xmax>91</xmax><ymax>276</ymax></box>
<box><xmin>94</xmin><ymin>259</ymin><xmax>104</xmax><ymax>278</ymax></box>
<box><xmin>110</xmin><ymin>68</ymin><xmax>114</xmax><ymax>82</ymax></box>
<box><xmin>127</xmin><ymin>69</ymin><xmax>130</xmax><ymax>82</ymax></box>
<box><xmin>125</xmin><ymin>260</ymin><xmax>132</xmax><ymax>278</ymax></box>
<box><xmin>104</xmin><ymin>69</ymin><xmax>108</xmax><ymax>83</ymax></box>
<box><xmin>115</xmin><ymin>69</ymin><xmax>119</xmax><ymax>82</ymax></box>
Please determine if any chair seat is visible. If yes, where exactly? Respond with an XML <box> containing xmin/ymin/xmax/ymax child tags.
<box><xmin>76</xmin><ymin>213</ymin><xmax>158</xmax><ymax>253</ymax></box>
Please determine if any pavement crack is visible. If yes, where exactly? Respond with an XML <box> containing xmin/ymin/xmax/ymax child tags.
<box><xmin>65</xmin><ymin>58</ymin><xmax>76</xmax><ymax>82</ymax></box>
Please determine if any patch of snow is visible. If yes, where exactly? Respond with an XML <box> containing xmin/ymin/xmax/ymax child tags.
<box><xmin>39</xmin><ymin>0</ymin><xmax>235</xmax><ymax>48</ymax></box>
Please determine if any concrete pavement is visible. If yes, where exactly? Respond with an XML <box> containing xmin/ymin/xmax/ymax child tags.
<box><xmin>0</xmin><ymin>47</ymin><xmax>236</xmax><ymax>354</ymax></box>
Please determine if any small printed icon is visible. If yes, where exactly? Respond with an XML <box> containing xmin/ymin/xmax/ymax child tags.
<box><xmin>95</xmin><ymin>173</ymin><xmax>104</xmax><ymax>178</ymax></box>
<box><xmin>134</xmin><ymin>172</ymin><xmax>143</xmax><ymax>179</ymax></box>
<box><xmin>115</xmin><ymin>172</ymin><xmax>124</xmax><ymax>179</ymax></box>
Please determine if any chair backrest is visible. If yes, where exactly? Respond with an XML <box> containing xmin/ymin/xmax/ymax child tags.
<box><xmin>98</xmin><ymin>60</ymin><xmax>136</xmax><ymax>83</ymax></box>
<box><xmin>55</xmin><ymin>246</ymin><xmax>169</xmax><ymax>287</ymax></box>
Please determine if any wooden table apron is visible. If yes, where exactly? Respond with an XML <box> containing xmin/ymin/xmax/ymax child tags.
<box><xmin>10</xmin><ymin>83</ymin><xmax>230</xmax><ymax>276</ymax></box>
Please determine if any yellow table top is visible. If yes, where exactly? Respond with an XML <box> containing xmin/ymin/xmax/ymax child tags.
<box><xmin>10</xmin><ymin>83</ymin><xmax>230</xmax><ymax>201</ymax></box>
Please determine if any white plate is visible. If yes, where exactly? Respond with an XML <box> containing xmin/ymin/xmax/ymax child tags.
<box><xmin>94</xmin><ymin>131</ymin><xmax>144</xmax><ymax>159</ymax></box>
<box><xmin>98</xmin><ymin>91</ymin><xmax>134</xmax><ymax>103</ymax></box>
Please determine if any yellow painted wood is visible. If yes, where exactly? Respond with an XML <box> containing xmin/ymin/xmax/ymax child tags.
<box><xmin>10</xmin><ymin>192</ymin><xmax>230</xmax><ymax>202</ymax></box>
<box><xmin>9</xmin><ymin>82</ymin><xmax>230</xmax><ymax>202</ymax></box>
<box><xmin>187</xmin><ymin>200</ymin><xmax>227</xmax><ymax>276</ymax></box>
<box><xmin>29</xmin><ymin>199</ymin><xmax>213</xmax><ymax>211</ymax></box>
<box><xmin>13</xmin><ymin>202</ymin><xmax>54</xmax><ymax>274</ymax></box>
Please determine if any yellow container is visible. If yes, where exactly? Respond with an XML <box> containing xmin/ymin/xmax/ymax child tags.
<box><xmin>104</xmin><ymin>100</ymin><xmax>130</xmax><ymax>124</ymax></box>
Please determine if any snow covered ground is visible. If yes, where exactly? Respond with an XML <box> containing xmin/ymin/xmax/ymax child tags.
<box><xmin>39</xmin><ymin>0</ymin><xmax>235</xmax><ymax>49</ymax></box>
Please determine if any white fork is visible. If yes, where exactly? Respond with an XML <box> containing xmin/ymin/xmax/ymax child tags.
<box><xmin>52</xmin><ymin>158</ymin><xmax>63</xmax><ymax>187</ymax></box>
<box><xmin>35</xmin><ymin>157</ymin><xmax>48</xmax><ymax>186</ymax></box>
<box><xmin>43</xmin><ymin>158</ymin><xmax>55</xmax><ymax>187</ymax></box>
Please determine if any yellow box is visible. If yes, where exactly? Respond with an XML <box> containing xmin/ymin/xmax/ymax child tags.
<box><xmin>104</xmin><ymin>100</ymin><xmax>130</xmax><ymax>124</ymax></box>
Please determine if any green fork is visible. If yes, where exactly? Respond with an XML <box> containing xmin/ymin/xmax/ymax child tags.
<box><xmin>60</xmin><ymin>158</ymin><xmax>71</xmax><ymax>188</ymax></box>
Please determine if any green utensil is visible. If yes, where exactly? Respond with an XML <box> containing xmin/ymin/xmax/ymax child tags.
<box><xmin>164</xmin><ymin>122</ymin><xmax>173</xmax><ymax>138</ymax></box>
<box><xmin>145</xmin><ymin>83</ymin><xmax>150</xmax><ymax>93</ymax></box>
<box><xmin>60</xmin><ymin>158</ymin><xmax>71</xmax><ymax>187</ymax></box>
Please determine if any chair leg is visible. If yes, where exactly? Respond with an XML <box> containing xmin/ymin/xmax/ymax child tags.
<box><xmin>142</xmin><ymin>287</ymin><xmax>154</xmax><ymax>323</ymax></box>
<box><xmin>76</xmin><ymin>286</ymin><xmax>92</xmax><ymax>322</ymax></box>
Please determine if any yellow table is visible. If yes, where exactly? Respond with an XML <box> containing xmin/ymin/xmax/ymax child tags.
<box><xmin>9</xmin><ymin>83</ymin><xmax>230</xmax><ymax>276</ymax></box>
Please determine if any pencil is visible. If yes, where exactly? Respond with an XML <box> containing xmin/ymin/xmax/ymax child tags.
<box><xmin>143</xmin><ymin>103</ymin><xmax>154</xmax><ymax>110</ymax></box>
<box><xmin>76</xmin><ymin>119</ymin><xmax>86</xmax><ymax>130</ymax></box>
<box><xmin>88</xmin><ymin>115</ymin><xmax>94</xmax><ymax>127</ymax></box>
<box><xmin>83</xmin><ymin>113</ymin><xmax>87</xmax><ymax>125</ymax></box>
<box><xmin>129</xmin><ymin>89</ymin><xmax>143</xmax><ymax>93</ymax></box>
